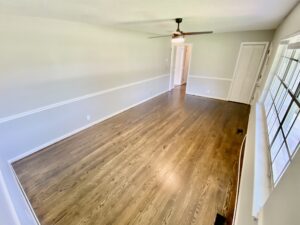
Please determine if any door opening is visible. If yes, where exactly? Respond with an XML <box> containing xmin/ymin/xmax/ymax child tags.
<box><xmin>169</xmin><ymin>43</ymin><xmax>192</xmax><ymax>91</ymax></box>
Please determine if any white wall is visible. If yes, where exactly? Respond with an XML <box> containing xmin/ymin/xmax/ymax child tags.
<box><xmin>235</xmin><ymin>3</ymin><xmax>300</xmax><ymax>225</ymax></box>
<box><xmin>0</xmin><ymin>14</ymin><xmax>171</xmax><ymax>225</ymax></box>
<box><xmin>259</xmin><ymin>149</ymin><xmax>300</xmax><ymax>225</ymax></box>
<box><xmin>185</xmin><ymin>30</ymin><xmax>274</xmax><ymax>99</ymax></box>
<box><xmin>0</xmin><ymin>15</ymin><xmax>171</xmax><ymax>118</ymax></box>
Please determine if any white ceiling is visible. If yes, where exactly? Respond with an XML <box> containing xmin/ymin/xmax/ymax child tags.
<box><xmin>0</xmin><ymin>0</ymin><xmax>298</xmax><ymax>34</ymax></box>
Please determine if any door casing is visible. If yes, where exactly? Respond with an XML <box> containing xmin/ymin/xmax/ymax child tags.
<box><xmin>169</xmin><ymin>43</ymin><xmax>192</xmax><ymax>90</ymax></box>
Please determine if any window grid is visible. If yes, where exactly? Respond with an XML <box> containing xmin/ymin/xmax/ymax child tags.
<box><xmin>264</xmin><ymin>45</ymin><xmax>300</xmax><ymax>185</ymax></box>
<box><xmin>268</xmin><ymin>90</ymin><xmax>292</xmax><ymax>158</ymax></box>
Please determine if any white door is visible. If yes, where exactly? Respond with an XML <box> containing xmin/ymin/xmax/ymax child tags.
<box><xmin>174</xmin><ymin>45</ymin><xmax>185</xmax><ymax>86</ymax></box>
<box><xmin>182</xmin><ymin>45</ymin><xmax>192</xmax><ymax>84</ymax></box>
<box><xmin>229</xmin><ymin>42</ymin><xmax>268</xmax><ymax>104</ymax></box>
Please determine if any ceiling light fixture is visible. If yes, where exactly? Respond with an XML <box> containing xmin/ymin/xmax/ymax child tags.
<box><xmin>149</xmin><ymin>18</ymin><xmax>213</xmax><ymax>40</ymax></box>
<box><xmin>172</xmin><ymin>36</ymin><xmax>185</xmax><ymax>44</ymax></box>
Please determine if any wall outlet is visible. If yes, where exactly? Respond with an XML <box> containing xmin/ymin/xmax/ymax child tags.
<box><xmin>86</xmin><ymin>114</ymin><xmax>91</xmax><ymax>121</ymax></box>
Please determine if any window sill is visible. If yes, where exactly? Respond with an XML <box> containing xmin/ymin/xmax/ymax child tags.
<box><xmin>252</xmin><ymin>103</ymin><xmax>273</xmax><ymax>218</ymax></box>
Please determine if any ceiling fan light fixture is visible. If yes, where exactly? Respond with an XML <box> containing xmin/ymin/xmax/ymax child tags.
<box><xmin>149</xmin><ymin>18</ymin><xmax>213</xmax><ymax>40</ymax></box>
<box><xmin>172</xmin><ymin>36</ymin><xmax>185</xmax><ymax>44</ymax></box>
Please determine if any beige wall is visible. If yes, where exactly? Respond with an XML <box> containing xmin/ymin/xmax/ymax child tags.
<box><xmin>0</xmin><ymin>14</ymin><xmax>171</xmax><ymax>118</ymax></box>
<box><xmin>187</xmin><ymin>30</ymin><xmax>274</xmax><ymax>78</ymax></box>
<box><xmin>185</xmin><ymin>30</ymin><xmax>274</xmax><ymax>100</ymax></box>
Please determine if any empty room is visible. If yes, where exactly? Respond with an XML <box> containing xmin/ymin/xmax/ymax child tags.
<box><xmin>1</xmin><ymin>1</ymin><xmax>300</xmax><ymax>225</ymax></box>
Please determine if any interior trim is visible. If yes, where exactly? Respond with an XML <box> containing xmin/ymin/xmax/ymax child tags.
<box><xmin>0</xmin><ymin>170</ymin><xmax>22</xmax><ymax>225</ymax></box>
<box><xmin>186</xmin><ymin>75</ymin><xmax>232</xmax><ymax>100</ymax></box>
<box><xmin>188</xmin><ymin>75</ymin><xmax>232</xmax><ymax>81</ymax></box>
<box><xmin>8</xmin><ymin>164</ymin><xmax>40</xmax><ymax>225</ymax></box>
<box><xmin>0</xmin><ymin>74</ymin><xmax>169</xmax><ymax>125</ymax></box>
<box><xmin>8</xmin><ymin>88</ymin><xmax>169</xmax><ymax>163</ymax></box>
<box><xmin>186</xmin><ymin>92</ymin><xmax>228</xmax><ymax>101</ymax></box>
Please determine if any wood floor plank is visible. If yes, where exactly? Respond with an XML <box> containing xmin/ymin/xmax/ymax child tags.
<box><xmin>13</xmin><ymin>86</ymin><xmax>250</xmax><ymax>225</ymax></box>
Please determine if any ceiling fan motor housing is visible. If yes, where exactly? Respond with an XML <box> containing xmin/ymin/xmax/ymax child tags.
<box><xmin>175</xmin><ymin>18</ymin><xmax>183</xmax><ymax>23</ymax></box>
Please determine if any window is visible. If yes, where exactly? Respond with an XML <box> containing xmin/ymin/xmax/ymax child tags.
<box><xmin>264</xmin><ymin>38</ymin><xmax>300</xmax><ymax>185</ymax></box>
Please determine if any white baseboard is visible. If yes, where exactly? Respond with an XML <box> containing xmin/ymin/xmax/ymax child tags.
<box><xmin>0</xmin><ymin>170</ymin><xmax>22</xmax><ymax>225</ymax></box>
<box><xmin>186</xmin><ymin>92</ymin><xmax>227</xmax><ymax>101</ymax></box>
<box><xmin>8</xmin><ymin>88</ymin><xmax>168</xmax><ymax>163</ymax></box>
<box><xmin>8</xmin><ymin>164</ymin><xmax>41</xmax><ymax>225</ymax></box>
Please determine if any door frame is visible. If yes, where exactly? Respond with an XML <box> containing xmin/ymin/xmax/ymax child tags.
<box><xmin>169</xmin><ymin>45</ymin><xmax>176</xmax><ymax>90</ymax></box>
<box><xmin>227</xmin><ymin>42</ymin><xmax>269</xmax><ymax>103</ymax></box>
<box><xmin>182</xmin><ymin>44</ymin><xmax>193</xmax><ymax>85</ymax></box>
<box><xmin>169</xmin><ymin>43</ymin><xmax>193</xmax><ymax>91</ymax></box>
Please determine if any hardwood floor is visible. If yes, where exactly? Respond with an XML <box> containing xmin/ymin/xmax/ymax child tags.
<box><xmin>13</xmin><ymin>86</ymin><xmax>250</xmax><ymax>225</ymax></box>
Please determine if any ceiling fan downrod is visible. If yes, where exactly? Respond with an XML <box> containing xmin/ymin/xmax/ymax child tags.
<box><xmin>175</xmin><ymin>18</ymin><xmax>183</xmax><ymax>32</ymax></box>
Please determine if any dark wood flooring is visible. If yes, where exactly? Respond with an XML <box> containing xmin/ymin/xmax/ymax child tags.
<box><xmin>13</xmin><ymin>86</ymin><xmax>250</xmax><ymax>225</ymax></box>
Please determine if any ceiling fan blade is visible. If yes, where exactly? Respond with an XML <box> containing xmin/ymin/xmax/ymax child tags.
<box><xmin>149</xmin><ymin>35</ymin><xmax>172</xmax><ymax>39</ymax></box>
<box><xmin>182</xmin><ymin>31</ymin><xmax>213</xmax><ymax>35</ymax></box>
<box><xmin>119</xmin><ymin>19</ymin><xmax>174</xmax><ymax>25</ymax></box>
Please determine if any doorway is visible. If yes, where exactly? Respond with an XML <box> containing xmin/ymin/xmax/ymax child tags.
<box><xmin>169</xmin><ymin>44</ymin><xmax>192</xmax><ymax>91</ymax></box>
<box><xmin>228</xmin><ymin>42</ymin><xmax>269</xmax><ymax>104</ymax></box>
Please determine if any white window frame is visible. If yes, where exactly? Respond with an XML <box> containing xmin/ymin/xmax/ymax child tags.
<box><xmin>263</xmin><ymin>35</ymin><xmax>300</xmax><ymax>185</ymax></box>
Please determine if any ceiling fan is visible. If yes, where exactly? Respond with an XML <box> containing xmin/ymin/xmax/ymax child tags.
<box><xmin>149</xmin><ymin>18</ymin><xmax>213</xmax><ymax>43</ymax></box>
